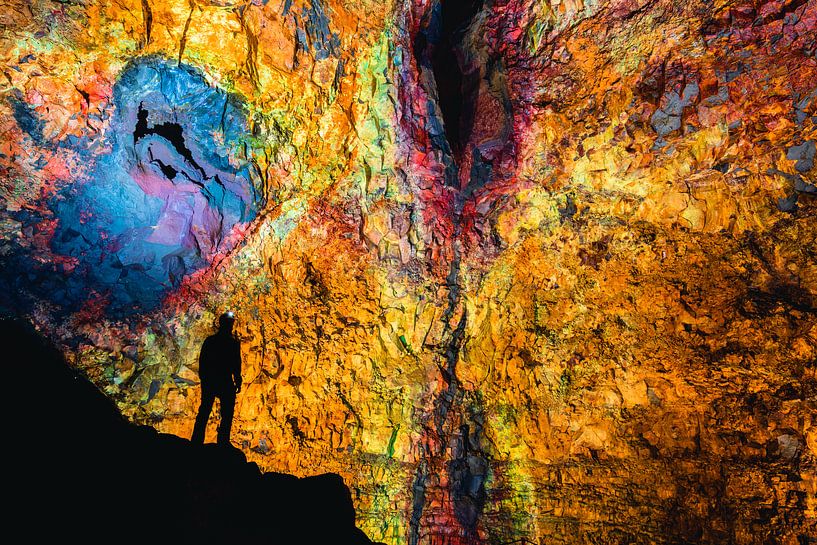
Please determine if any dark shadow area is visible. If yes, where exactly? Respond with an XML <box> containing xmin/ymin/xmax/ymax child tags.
<box><xmin>3</xmin><ymin>318</ymin><xmax>381</xmax><ymax>545</ymax></box>
<box><xmin>423</xmin><ymin>0</ymin><xmax>485</xmax><ymax>159</ymax></box>
<box><xmin>135</xmin><ymin>102</ymin><xmax>206</xmax><ymax>178</ymax></box>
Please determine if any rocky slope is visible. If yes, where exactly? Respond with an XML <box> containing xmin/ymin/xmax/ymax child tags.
<box><xmin>4</xmin><ymin>318</ymin><xmax>377</xmax><ymax>545</ymax></box>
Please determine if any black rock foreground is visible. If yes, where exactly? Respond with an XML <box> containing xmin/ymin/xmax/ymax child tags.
<box><xmin>3</xmin><ymin>318</ymin><xmax>380</xmax><ymax>545</ymax></box>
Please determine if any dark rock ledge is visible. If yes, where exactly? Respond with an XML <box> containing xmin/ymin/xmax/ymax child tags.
<box><xmin>3</xmin><ymin>318</ymin><xmax>381</xmax><ymax>545</ymax></box>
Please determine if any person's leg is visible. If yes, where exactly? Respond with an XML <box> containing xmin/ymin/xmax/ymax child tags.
<box><xmin>191</xmin><ymin>390</ymin><xmax>215</xmax><ymax>444</ymax></box>
<box><xmin>216</xmin><ymin>390</ymin><xmax>236</xmax><ymax>445</ymax></box>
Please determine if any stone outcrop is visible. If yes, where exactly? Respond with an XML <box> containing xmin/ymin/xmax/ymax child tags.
<box><xmin>5</xmin><ymin>318</ymin><xmax>377</xmax><ymax>545</ymax></box>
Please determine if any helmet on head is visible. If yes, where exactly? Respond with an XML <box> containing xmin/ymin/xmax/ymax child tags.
<box><xmin>218</xmin><ymin>311</ymin><xmax>235</xmax><ymax>330</ymax></box>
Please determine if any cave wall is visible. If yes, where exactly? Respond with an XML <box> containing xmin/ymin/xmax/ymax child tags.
<box><xmin>1</xmin><ymin>0</ymin><xmax>816</xmax><ymax>543</ymax></box>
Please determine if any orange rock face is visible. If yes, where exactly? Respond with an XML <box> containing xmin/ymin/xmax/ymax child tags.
<box><xmin>1</xmin><ymin>0</ymin><xmax>815</xmax><ymax>543</ymax></box>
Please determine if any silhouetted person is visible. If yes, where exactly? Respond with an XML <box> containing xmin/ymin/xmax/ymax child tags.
<box><xmin>192</xmin><ymin>311</ymin><xmax>242</xmax><ymax>445</ymax></box>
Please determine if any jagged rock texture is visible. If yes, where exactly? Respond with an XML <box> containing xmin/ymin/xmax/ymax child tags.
<box><xmin>1</xmin><ymin>0</ymin><xmax>816</xmax><ymax>543</ymax></box>
<box><xmin>4</xmin><ymin>318</ymin><xmax>376</xmax><ymax>545</ymax></box>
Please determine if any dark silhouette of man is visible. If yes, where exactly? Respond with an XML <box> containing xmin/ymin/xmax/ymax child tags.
<box><xmin>191</xmin><ymin>311</ymin><xmax>242</xmax><ymax>445</ymax></box>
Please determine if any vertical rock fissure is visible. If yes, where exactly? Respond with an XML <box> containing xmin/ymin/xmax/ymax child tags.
<box><xmin>429</xmin><ymin>0</ymin><xmax>486</xmax><ymax>161</ymax></box>
<box><xmin>408</xmin><ymin>247</ymin><xmax>468</xmax><ymax>544</ymax></box>
<box><xmin>406</xmin><ymin>1</ymin><xmax>495</xmax><ymax>537</ymax></box>
<box><xmin>408</xmin><ymin>458</ymin><xmax>429</xmax><ymax>545</ymax></box>
<box><xmin>140</xmin><ymin>0</ymin><xmax>152</xmax><ymax>48</ymax></box>
<box><xmin>178</xmin><ymin>1</ymin><xmax>196</xmax><ymax>66</ymax></box>
<box><xmin>412</xmin><ymin>0</ymin><xmax>488</xmax><ymax>189</ymax></box>
<box><xmin>409</xmin><ymin>208</ymin><xmax>490</xmax><ymax>541</ymax></box>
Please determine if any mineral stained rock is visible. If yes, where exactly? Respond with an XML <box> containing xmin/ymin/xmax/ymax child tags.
<box><xmin>1</xmin><ymin>0</ymin><xmax>816</xmax><ymax>543</ymax></box>
<box><xmin>4</xmin><ymin>318</ymin><xmax>375</xmax><ymax>545</ymax></box>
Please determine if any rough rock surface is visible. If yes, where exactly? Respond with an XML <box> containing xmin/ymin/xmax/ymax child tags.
<box><xmin>1</xmin><ymin>0</ymin><xmax>816</xmax><ymax>543</ymax></box>
<box><xmin>4</xmin><ymin>318</ymin><xmax>376</xmax><ymax>545</ymax></box>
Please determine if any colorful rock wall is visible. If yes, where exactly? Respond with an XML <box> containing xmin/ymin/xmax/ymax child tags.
<box><xmin>1</xmin><ymin>0</ymin><xmax>815</xmax><ymax>543</ymax></box>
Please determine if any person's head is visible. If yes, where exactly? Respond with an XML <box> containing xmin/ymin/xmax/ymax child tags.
<box><xmin>218</xmin><ymin>311</ymin><xmax>235</xmax><ymax>334</ymax></box>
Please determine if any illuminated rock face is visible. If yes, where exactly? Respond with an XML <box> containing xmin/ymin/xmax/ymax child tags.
<box><xmin>1</xmin><ymin>0</ymin><xmax>815</xmax><ymax>544</ymax></box>
<box><xmin>45</xmin><ymin>58</ymin><xmax>256</xmax><ymax>316</ymax></box>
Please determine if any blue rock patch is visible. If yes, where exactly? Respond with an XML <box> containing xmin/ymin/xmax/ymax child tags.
<box><xmin>2</xmin><ymin>57</ymin><xmax>258</xmax><ymax>319</ymax></box>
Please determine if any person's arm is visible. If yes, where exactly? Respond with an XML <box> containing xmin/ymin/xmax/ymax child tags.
<box><xmin>198</xmin><ymin>338</ymin><xmax>209</xmax><ymax>382</ymax></box>
<box><xmin>232</xmin><ymin>339</ymin><xmax>242</xmax><ymax>392</ymax></box>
